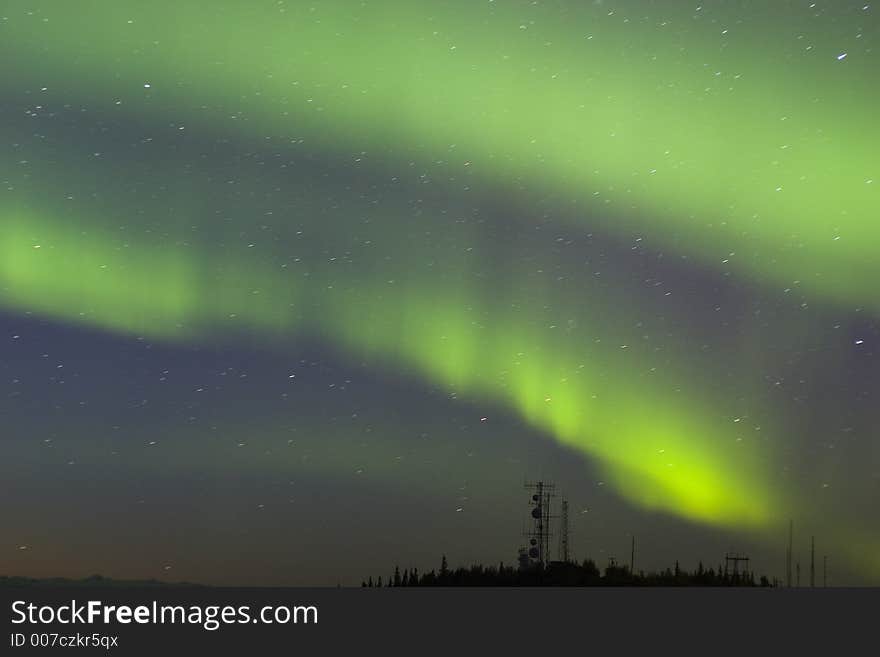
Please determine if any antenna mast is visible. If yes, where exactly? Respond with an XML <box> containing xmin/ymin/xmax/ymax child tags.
<box><xmin>558</xmin><ymin>498</ymin><xmax>570</xmax><ymax>563</ymax></box>
<box><xmin>524</xmin><ymin>480</ymin><xmax>556</xmax><ymax>566</ymax></box>
<box><xmin>810</xmin><ymin>536</ymin><xmax>815</xmax><ymax>588</ymax></box>
<box><xmin>786</xmin><ymin>520</ymin><xmax>793</xmax><ymax>588</ymax></box>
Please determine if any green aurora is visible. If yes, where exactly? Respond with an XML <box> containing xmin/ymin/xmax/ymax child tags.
<box><xmin>2</xmin><ymin>1</ymin><xmax>877</xmax><ymax>308</ymax></box>
<box><xmin>1</xmin><ymin>1</ymin><xmax>878</xmax><ymax>580</ymax></box>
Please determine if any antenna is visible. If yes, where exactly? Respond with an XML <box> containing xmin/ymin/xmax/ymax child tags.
<box><xmin>796</xmin><ymin>562</ymin><xmax>801</xmax><ymax>587</ymax></box>
<box><xmin>786</xmin><ymin>520</ymin><xmax>793</xmax><ymax>588</ymax></box>
<box><xmin>558</xmin><ymin>498</ymin><xmax>570</xmax><ymax>563</ymax></box>
<box><xmin>810</xmin><ymin>536</ymin><xmax>815</xmax><ymax>588</ymax></box>
<box><xmin>523</xmin><ymin>480</ymin><xmax>556</xmax><ymax>566</ymax></box>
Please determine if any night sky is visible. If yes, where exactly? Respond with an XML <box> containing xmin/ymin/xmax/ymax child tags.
<box><xmin>1</xmin><ymin>1</ymin><xmax>878</xmax><ymax>585</ymax></box>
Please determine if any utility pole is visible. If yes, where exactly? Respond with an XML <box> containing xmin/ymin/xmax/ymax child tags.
<box><xmin>725</xmin><ymin>553</ymin><xmax>750</xmax><ymax>580</ymax></box>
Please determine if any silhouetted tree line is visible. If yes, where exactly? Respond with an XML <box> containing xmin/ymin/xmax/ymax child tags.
<box><xmin>362</xmin><ymin>555</ymin><xmax>774</xmax><ymax>587</ymax></box>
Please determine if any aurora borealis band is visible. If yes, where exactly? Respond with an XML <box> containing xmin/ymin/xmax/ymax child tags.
<box><xmin>1</xmin><ymin>1</ymin><xmax>878</xmax><ymax>585</ymax></box>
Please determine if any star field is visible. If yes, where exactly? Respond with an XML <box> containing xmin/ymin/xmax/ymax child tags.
<box><xmin>1</xmin><ymin>1</ymin><xmax>878</xmax><ymax>585</ymax></box>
